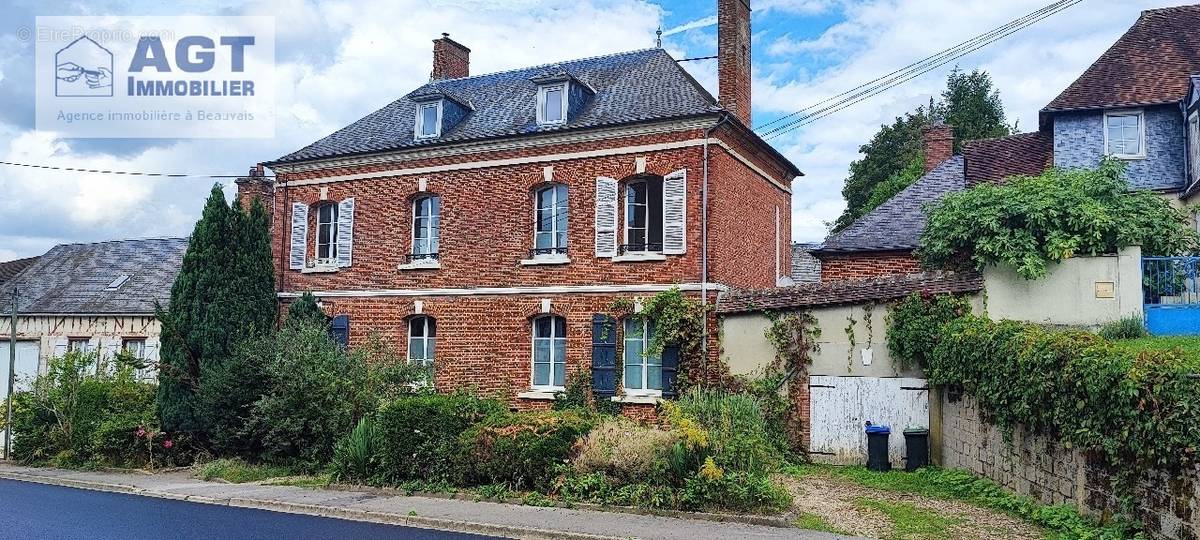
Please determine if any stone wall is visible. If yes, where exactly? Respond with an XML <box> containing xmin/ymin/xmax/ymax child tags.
<box><xmin>941</xmin><ymin>394</ymin><xmax>1199</xmax><ymax>539</ymax></box>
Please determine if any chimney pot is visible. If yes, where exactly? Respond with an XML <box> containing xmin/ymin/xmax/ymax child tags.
<box><xmin>922</xmin><ymin>124</ymin><xmax>955</xmax><ymax>173</ymax></box>
<box><xmin>717</xmin><ymin>0</ymin><xmax>752</xmax><ymax>126</ymax></box>
<box><xmin>432</xmin><ymin>34</ymin><xmax>470</xmax><ymax>80</ymax></box>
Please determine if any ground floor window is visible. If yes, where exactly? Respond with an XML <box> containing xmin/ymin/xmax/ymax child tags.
<box><xmin>122</xmin><ymin>338</ymin><xmax>152</xmax><ymax>379</ymax></box>
<box><xmin>408</xmin><ymin>316</ymin><xmax>436</xmax><ymax>382</ymax></box>
<box><xmin>623</xmin><ymin>317</ymin><xmax>661</xmax><ymax>393</ymax></box>
<box><xmin>532</xmin><ymin>315</ymin><xmax>566</xmax><ymax>389</ymax></box>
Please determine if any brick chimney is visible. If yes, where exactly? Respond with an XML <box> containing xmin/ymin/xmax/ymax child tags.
<box><xmin>235</xmin><ymin>164</ymin><xmax>273</xmax><ymax>212</ymax></box>
<box><xmin>922</xmin><ymin>124</ymin><xmax>955</xmax><ymax>173</ymax></box>
<box><xmin>431</xmin><ymin>33</ymin><xmax>470</xmax><ymax>80</ymax></box>
<box><xmin>717</xmin><ymin>0</ymin><xmax>752</xmax><ymax>126</ymax></box>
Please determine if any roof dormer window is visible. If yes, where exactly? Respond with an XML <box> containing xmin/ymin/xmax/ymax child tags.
<box><xmin>537</xmin><ymin>84</ymin><xmax>567</xmax><ymax>125</ymax></box>
<box><xmin>416</xmin><ymin>100</ymin><xmax>442</xmax><ymax>139</ymax></box>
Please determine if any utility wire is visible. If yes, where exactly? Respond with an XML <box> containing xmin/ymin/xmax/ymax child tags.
<box><xmin>0</xmin><ymin>160</ymin><xmax>274</xmax><ymax>178</ymax></box>
<box><xmin>756</xmin><ymin>0</ymin><xmax>1083</xmax><ymax>139</ymax></box>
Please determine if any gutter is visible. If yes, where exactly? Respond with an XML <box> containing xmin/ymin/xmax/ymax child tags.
<box><xmin>701</xmin><ymin>113</ymin><xmax>731</xmax><ymax>379</ymax></box>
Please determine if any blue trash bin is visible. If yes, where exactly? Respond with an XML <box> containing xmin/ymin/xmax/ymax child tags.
<box><xmin>865</xmin><ymin>422</ymin><xmax>891</xmax><ymax>472</ymax></box>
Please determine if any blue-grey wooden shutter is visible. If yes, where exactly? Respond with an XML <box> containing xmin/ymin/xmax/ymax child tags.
<box><xmin>289</xmin><ymin>202</ymin><xmax>309</xmax><ymax>270</ymax></box>
<box><xmin>336</xmin><ymin>198</ymin><xmax>354</xmax><ymax>267</ymax></box>
<box><xmin>661</xmin><ymin>344</ymin><xmax>680</xmax><ymax>398</ymax></box>
<box><xmin>330</xmin><ymin>315</ymin><xmax>350</xmax><ymax>348</ymax></box>
<box><xmin>591</xmin><ymin>314</ymin><xmax>617</xmax><ymax>398</ymax></box>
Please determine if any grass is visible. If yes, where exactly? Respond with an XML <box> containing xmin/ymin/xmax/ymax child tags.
<box><xmin>262</xmin><ymin>473</ymin><xmax>333</xmax><ymax>488</ymax></box>
<box><xmin>198</xmin><ymin>458</ymin><xmax>296</xmax><ymax>484</ymax></box>
<box><xmin>786</xmin><ymin>465</ymin><xmax>1139</xmax><ymax>540</ymax></box>
<box><xmin>793</xmin><ymin>512</ymin><xmax>851</xmax><ymax>535</ymax></box>
<box><xmin>855</xmin><ymin>498</ymin><xmax>961</xmax><ymax>539</ymax></box>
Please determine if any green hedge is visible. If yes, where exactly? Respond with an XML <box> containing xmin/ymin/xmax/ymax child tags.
<box><xmin>375</xmin><ymin>393</ymin><xmax>504</xmax><ymax>483</ymax></box>
<box><xmin>459</xmin><ymin>410</ymin><xmax>596</xmax><ymax>490</ymax></box>
<box><xmin>892</xmin><ymin>294</ymin><xmax>1200</xmax><ymax>498</ymax></box>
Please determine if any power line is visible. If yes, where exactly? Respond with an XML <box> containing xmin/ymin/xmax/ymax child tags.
<box><xmin>756</xmin><ymin>0</ymin><xmax>1083</xmax><ymax>140</ymax></box>
<box><xmin>0</xmin><ymin>160</ymin><xmax>274</xmax><ymax>179</ymax></box>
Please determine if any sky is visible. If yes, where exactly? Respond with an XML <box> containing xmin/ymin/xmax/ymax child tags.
<box><xmin>0</xmin><ymin>0</ymin><xmax>1192</xmax><ymax>260</ymax></box>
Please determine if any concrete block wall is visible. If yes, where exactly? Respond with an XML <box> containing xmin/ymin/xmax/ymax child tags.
<box><xmin>942</xmin><ymin>394</ymin><xmax>1199</xmax><ymax>539</ymax></box>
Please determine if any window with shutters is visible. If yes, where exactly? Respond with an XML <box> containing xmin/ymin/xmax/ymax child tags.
<box><xmin>408</xmin><ymin>316</ymin><xmax>436</xmax><ymax>383</ymax></box>
<box><xmin>528</xmin><ymin>184</ymin><xmax>568</xmax><ymax>261</ymax></box>
<box><xmin>122</xmin><ymin>338</ymin><xmax>153</xmax><ymax>380</ymax></box>
<box><xmin>623</xmin><ymin>317</ymin><xmax>661</xmax><ymax>395</ymax></box>
<box><xmin>315</xmin><ymin>202</ymin><xmax>339</xmax><ymax>265</ymax></box>
<box><xmin>407</xmin><ymin>195</ymin><xmax>441</xmax><ymax>266</ymax></box>
<box><xmin>532</xmin><ymin>315</ymin><xmax>567</xmax><ymax>389</ymax></box>
<box><xmin>622</xmin><ymin>177</ymin><xmax>663</xmax><ymax>254</ymax></box>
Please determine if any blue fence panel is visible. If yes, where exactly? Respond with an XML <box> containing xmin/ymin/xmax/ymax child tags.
<box><xmin>1142</xmin><ymin>257</ymin><xmax>1200</xmax><ymax>335</ymax></box>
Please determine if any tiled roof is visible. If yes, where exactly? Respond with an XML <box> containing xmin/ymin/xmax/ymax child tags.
<box><xmin>716</xmin><ymin>271</ymin><xmax>983</xmax><ymax>314</ymax></box>
<box><xmin>0</xmin><ymin>238</ymin><xmax>187</xmax><ymax>315</ymax></box>
<box><xmin>1044</xmin><ymin>6</ymin><xmax>1200</xmax><ymax>113</ymax></box>
<box><xmin>963</xmin><ymin>131</ymin><xmax>1053</xmax><ymax>186</ymax></box>
<box><xmin>273</xmin><ymin>48</ymin><xmax>719</xmax><ymax>164</ymax></box>
<box><xmin>790</xmin><ymin>243</ymin><xmax>822</xmax><ymax>283</ymax></box>
<box><xmin>817</xmin><ymin>156</ymin><xmax>964</xmax><ymax>254</ymax></box>
<box><xmin>0</xmin><ymin>256</ymin><xmax>38</xmax><ymax>286</ymax></box>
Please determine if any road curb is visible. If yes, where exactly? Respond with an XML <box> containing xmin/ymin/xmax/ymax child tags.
<box><xmin>0</xmin><ymin>470</ymin><xmax>619</xmax><ymax>540</ymax></box>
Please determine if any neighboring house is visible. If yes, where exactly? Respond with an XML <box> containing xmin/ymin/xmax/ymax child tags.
<box><xmin>253</xmin><ymin>0</ymin><xmax>800</xmax><ymax>414</ymax></box>
<box><xmin>0</xmin><ymin>238</ymin><xmax>188</xmax><ymax>391</ymax></box>
<box><xmin>790</xmin><ymin>242</ymin><xmax>821</xmax><ymax>283</ymax></box>
<box><xmin>0</xmin><ymin>257</ymin><xmax>38</xmax><ymax>287</ymax></box>
<box><xmin>815</xmin><ymin>5</ymin><xmax>1200</xmax><ymax>281</ymax></box>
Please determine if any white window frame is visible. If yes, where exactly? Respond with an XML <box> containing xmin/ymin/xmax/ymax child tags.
<box><xmin>530</xmin><ymin>315</ymin><xmax>567</xmax><ymax>391</ymax></box>
<box><xmin>407</xmin><ymin>316</ymin><xmax>436</xmax><ymax>381</ymax></box>
<box><xmin>622</xmin><ymin>318</ymin><xmax>662</xmax><ymax>397</ymax></box>
<box><xmin>122</xmin><ymin>338</ymin><xmax>152</xmax><ymax>379</ymax></box>
<box><xmin>415</xmin><ymin>100</ymin><xmax>443</xmax><ymax>139</ymax></box>
<box><xmin>1103</xmin><ymin>109</ymin><xmax>1146</xmax><ymax>160</ymax></box>
<box><xmin>315</xmin><ymin>202</ymin><xmax>339</xmax><ymax>266</ymax></box>
<box><xmin>536</xmin><ymin>83</ymin><xmax>568</xmax><ymax>126</ymax></box>
<box><xmin>622</xmin><ymin>178</ymin><xmax>664</xmax><ymax>254</ymax></box>
<box><xmin>411</xmin><ymin>195</ymin><xmax>441</xmax><ymax>259</ymax></box>
<box><xmin>533</xmin><ymin>184</ymin><xmax>568</xmax><ymax>254</ymax></box>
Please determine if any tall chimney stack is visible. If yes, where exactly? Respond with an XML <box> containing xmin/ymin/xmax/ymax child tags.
<box><xmin>717</xmin><ymin>0</ymin><xmax>752</xmax><ymax>126</ymax></box>
<box><xmin>922</xmin><ymin>123</ymin><xmax>955</xmax><ymax>173</ymax></box>
<box><xmin>431</xmin><ymin>33</ymin><xmax>470</xmax><ymax>80</ymax></box>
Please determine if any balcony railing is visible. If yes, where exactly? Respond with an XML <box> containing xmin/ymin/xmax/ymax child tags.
<box><xmin>404</xmin><ymin>252</ymin><xmax>440</xmax><ymax>264</ymax></box>
<box><xmin>618</xmin><ymin>243</ymin><xmax>663</xmax><ymax>255</ymax></box>
<box><xmin>528</xmin><ymin>246</ymin><xmax>568</xmax><ymax>258</ymax></box>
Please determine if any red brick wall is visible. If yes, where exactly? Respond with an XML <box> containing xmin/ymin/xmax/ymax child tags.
<box><xmin>432</xmin><ymin>35</ymin><xmax>470</xmax><ymax>80</ymax></box>
<box><xmin>717</xmin><ymin>0</ymin><xmax>752</xmax><ymax>126</ymax></box>
<box><xmin>818</xmin><ymin>251</ymin><xmax>922</xmax><ymax>281</ymax></box>
<box><xmin>708</xmin><ymin>144</ymin><xmax>791</xmax><ymax>289</ymax></box>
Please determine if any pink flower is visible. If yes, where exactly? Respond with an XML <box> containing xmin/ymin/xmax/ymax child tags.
<box><xmin>162</xmin><ymin>439</ymin><xmax>174</xmax><ymax>449</ymax></box>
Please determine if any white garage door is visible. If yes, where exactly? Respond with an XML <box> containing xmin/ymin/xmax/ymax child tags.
<box><xmin>0</xmin><ymin>341</ymin><xmax>40</xmax><ymax>401</ymax></box>
<box><xmin>809</xmin><ymin>375</ymin><xmax>929</xmax><ymax>465</ymax></box>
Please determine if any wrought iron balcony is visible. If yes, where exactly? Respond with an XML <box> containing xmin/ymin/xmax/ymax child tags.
<box><xmin>528</xmin><ymin>246</ymin><xmax>568</xmax><ymax>258</ymax></box>
<box><xmin>404</xmin><ymin>252</ymin><xmax>440</xmax><ymax>264</ymax></box>
<box><xmin>618</xmin><ymin>243</ymin><xmax>663</xmax><ymax>255</ymax></box>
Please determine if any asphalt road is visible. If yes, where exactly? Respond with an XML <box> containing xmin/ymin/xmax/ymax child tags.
<box><xmin>0</xmin><ymin>479</ymin><xmax>504</xmax><ymax>540</ymax></box>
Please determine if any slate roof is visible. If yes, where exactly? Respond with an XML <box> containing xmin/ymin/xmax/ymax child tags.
<box><xmin>716</xmin><ymin>271</ymin><xmax>983</xmax><ymax>314</ymax></box>
<box><xmin>816</xmin><ymin>156</ymin><xmax>964</xmax><ymax>254</ymax></box>
<box><xmin>272</xmin><ymin>48</ymin><xmax>720</xmax><ymax>165</ymax></box>
<box><xmin>0</xmin><ymin>238</ymin><xmax>187</xmax><ymax>315</ymax></box>
<box><xmin>962</xmin><ymin>131</ymin><xmax>1053</xmax><ymax>186</ymax></box>
<box><xmin>790</xmin><ymin>243</ymin><xmax>822</xmax><ymax>283</ymax></box>
<box><xmin>1043</xmin><ymin>5</ymin><xmax>1200</xmax><ymax>114</ymax></box>
<box><xmin>0</xmin><ymin>257</ymin><xmax>38</xmax><ymax>286</ymax></box>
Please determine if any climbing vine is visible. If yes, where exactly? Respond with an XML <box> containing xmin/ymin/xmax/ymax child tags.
<box><xmin>763</xmin><ymin>311</ymin><xmax>821</xmax><ymax>452</ymax></box>
<box><xmin>843</xmin><ymin>313</ymin><xmax>857</xmax><ymax>370</ymax></box>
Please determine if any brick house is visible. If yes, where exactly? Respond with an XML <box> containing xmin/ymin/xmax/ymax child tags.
<box><xmin>814</xmin><ymin>5</ymin><xmax>1200</xmax><ymax>281</ymax></box>
<box><xmin>252</xmin><ymin>0</ymin><xmax>800</xmax><ymax>414</ymax></box>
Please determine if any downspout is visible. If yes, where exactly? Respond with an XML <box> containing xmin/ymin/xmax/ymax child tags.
<box><xmin>701</xmin><ymin>113</ymin><xmax>730</xmax><ymax>382</ymax></box>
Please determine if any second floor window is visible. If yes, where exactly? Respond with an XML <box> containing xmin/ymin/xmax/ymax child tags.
<box><xmin>408</xmin><ymin>316</ymin><xmax>436</xmax><ymax>380</ymax></box>
<box><xmin>412</xmin><ymin>195</ymin><xmax>441</xmax><ymax>259</ymax></box>
<box><xmin>532</xmin><ymin>315</ymin><xmax>566</xmax><ymax>389</ymax></box>
<box><xmin>316</xmin><ymin>202</ymin><xmax>339</xmax><ymax>263</ymax></box>
<box><xmin>1105</xmin><ymin>111</ymin><xmax>1144</xmax><ymax>158</ymax></box>
<box><xmin>534</xmin><ymin>185</ymin><xmax>568</xmax><ymax>254</ymax></box>
<box><xmin>623</xmin><ymin>177</ymin><xmax>663</xmax><ymax>254</ymax></box>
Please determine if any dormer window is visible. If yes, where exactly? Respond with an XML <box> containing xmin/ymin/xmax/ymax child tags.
<box><xmin>537</xmin><ymin>84</ymin><xmax>567</xmax><ymax>125</ymax></box>
<box><xmin>416</xmin><ymin>101</ymin><xmax>442</xmax><ymax>139</ymax></box>
<box><xmin>1104</xmin><ymin>110</ymin><xmax>1145</xmax><ymax>159</ymax></box>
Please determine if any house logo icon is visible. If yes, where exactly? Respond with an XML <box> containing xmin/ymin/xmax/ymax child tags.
<box><xmin>55</xmin><ymin>35</ymin><xmax>113</xmax><ymax>97</ymax></box>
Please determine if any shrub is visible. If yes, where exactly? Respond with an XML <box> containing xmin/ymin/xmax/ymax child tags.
<box><xmin>375</xmin><ymin>393</ymin><xmax>503</xmax><ymax>484</ymax></box>
<box><xmin>668</xmin><ymin>389</ymin><xmax>779</xmax><ymax>474</ymax></box>
<box><xmin>331</xmin><ymin>417</ymin><xmax>380</xmax><ymax>483</ymax></box>
<box><xmin>459</xmin><ymin>409</ymin><xmax>595</xmax><ymax>489</ymax></box>
<box><xmin>1097</xmin><ymin>316</ymin><xmax>1149</xmax><ymax>340</ymax></box>
<box><xmin>679</xmin><ymin>470</ymin><xmax>792</xmax><ymax>513</ymax></box>
<box><xmin>237</xmin><ymin>323</ymin><xmax>426</xmax><ymax>468</ymax></box>
<box><xmin>887</xmin><ymin>293</ymin><xmax>972</xmax><ymax>370</ymax></box>
<box><xmin>572</xmin><ymin>417</ymin><xmax>679</xmax><ymax>483</ymax></box>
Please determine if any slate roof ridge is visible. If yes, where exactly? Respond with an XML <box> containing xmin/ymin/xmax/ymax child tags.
<box><xmin>49</xmin><ymin>236</ymin><xmax>188</xmax><ymax>248</ymax></box>
<box><xmin>416</xmin><ymin>47</ymin><xmax>661</xmax><ymax>85</ymax></box>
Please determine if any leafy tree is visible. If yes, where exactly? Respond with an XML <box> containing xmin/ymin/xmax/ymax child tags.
<box><xmin>917</xmin><ymin>159</ymin><xmax>1198</xmax><ymax>279</ymax></box>
<box><xmin>157</xmin><ymin>186</ymin><xmax>278</xmax><ymax>440</ymax></box>
<box><xmin>832</xmin><ymin>68</ymin><xmax>1011</xmax><ymax>231</ymax></box>
<box><xmin>286</xmin><ymin>291</ymin><xmax>328</xmax><ymax>329</ymax></box>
